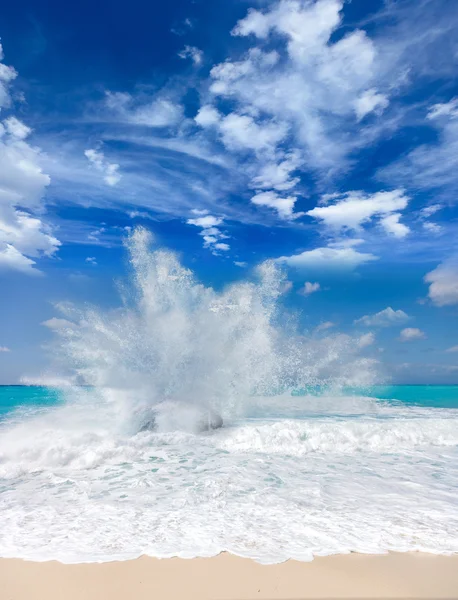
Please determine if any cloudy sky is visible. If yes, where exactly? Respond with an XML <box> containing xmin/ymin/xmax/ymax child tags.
<box><xmin>1</xmin><ymin>0</ymin><xmax>458</xmax><ymax>384</ymax></box>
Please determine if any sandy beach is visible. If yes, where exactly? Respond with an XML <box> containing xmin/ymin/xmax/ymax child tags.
<box><xmin>2</xmin><ymin>552</ymin><xmax>458</xmax><ymax>600</ymax></box>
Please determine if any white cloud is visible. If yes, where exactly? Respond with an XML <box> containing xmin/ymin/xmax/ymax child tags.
<box><xmin>315</xmin><ymin>321</ymin><xmax>335</xmax><ymax>332</ymax></box>
<box><xmin>380</xmin><ymin>99</ymin><xmax>458</xmax><ymax>193</ymax></box>
<box><xmin>186</xmin><ymin>0</ymin><xmax>419</xmax><ymax>225</ymax></box>
<box><xmin>186</xmin><ymin>209</ymin><xmax>230</xmax><ymax>254</ymax></box>
<box><xmin>0</xmin><ymin>244</ymin><xmax>41</xmax><ymax>275</ymax></box>
<box><xmin>422</xmin><ymin>221</ymin><xmax>442</xmax><ymax>234</ymax></box>
<box><xmin>279</xmin><ymin>280</ymin><xmax>293</xmax><ymax>294</ymax></box>
<box><xmin>86</xmin><ymin>256</ymin><xmax>97</xmax><ymax>265</ymax></box>
<box><xmin>187</xmin><ymin>212</ymin><xmax>223</xmax><ymax>229</ymax></box>
<box><xmin>212</xmin><ymin>0</ymin><xmax>386</xmax><ymax>174</ymax></box>
<box><xmin>354</xmin><ymin>89</ymin><xmax>389</xmax><ymax>121</ymax></box>
<box><xmin>178</xmin><ymin>45</ymin><xmax>203</xmax><ymax>65</ymax></box>
<box><xmin>195</xmin><ymin>105</ymin><xmax>221</xmax><ymax>127</ymax></box>
<box><xmin>354</xmin><ymin>306</ymin><xmax>410</xmax><ymax>327</ymax></box>
<box><xmin>420</xmin><ymin>204</ymin><xmax>443</xmax><ymax>218</ymax></box>
<box><xmin>0</xmin><ymin>345</ymin><xmax>10</xmax><ymax>352</ymax></box>
<box><xmin>446</xmin><ymin>345</ymin><xmax>458</xmax><ymax>353</ymax></box>
<box><xmin>0</xmin><ymin>49</ymin><xmax>60</xmax><ymax>275</ymax></box>
<box><xmin>41</xmin><ymin>317</ymin><xmax>74</xmax><ymax>330</ymax></box>
<box><xmin>251</xmin><ymin>190</ymin><xmax>300</xmax><ymax>219</ymax></box>
<box><xmin>214</xmin><ymin>242</ymin><xmax>230</xmax><ymax>251</ymax></box>
<box><xmin>250</xmin><ymin>152</ymin><xmax>300</xmax><ymax>191</ymax></box>
<box><xmin>379</xmin><ymin>212</ymin><xmax>409</xmax><ymax>238</ymax></box>
<box><xmin>194</xmin><ymin>104</ymin><xmax>303</xmax><ymax>219</ymax></box>
<box><xmin>277</xmin><ymin>244</ymin><xmax>377</xmax><ymax>271</ymax></box>
<box><xmin>218</xmin><ymin>113</ymin><xmax>287</xmax><ymax>153</ymax></box>
<box><xmin>3</xmin><ymin>116</ymin><xmax>31</xmax><ymax>139</ymax></box>
<box><xmin>234</xmin><ymin>261</ymin><xmax>247</xmax><ymax>267</ymax></box>
<box><xmin>427</xmin><ymin>99</ymin><xmax>458</xmax><ymax>120</ymax></box>
<box><xmin>0</xmin><ymin>42</ymin><xmax>17</xmax><ymax>110</ymax></box>
<box><xmin>306</xmin><ymin>189</ymin><xmax>409</xmax><ymax>235</ymax></box>
<box><xmin>417</xmin><ymin>204</ymin><xmax>443</xmax><ymax>234</ymax></box>
<box><xmin>358</xmin><ymin>332</ymin><xmax>375</xmax><ymax>348</ymax></box>
<box><xmin>299</xmin><ymin>281</ymin><xmax>321</xmax><ymax>296</ymax></box>
<box><xmin>132</xmin><ymin>99</ymin><xmax>183</xmax><ymax>127</ymax></box>
<box><xmin>84</xmin><ymin>148</ymin><xmax>121</xmax><ymax>186</ymax></box>
<box><xmin>399</xmin><ymin>327</ymin><xmax>426</xmax><ymax>342</ymax></box>
<box><xmin>171</xmin><ymin>18</ymin><xmax>194</xmax><ymax>36</ymax></box>
<box><xmin>105</xmin><ymin>91</ymin><xmax>183</xmax><ymax>128</ymax></box>
<box><xmin>424</xmin><ymin>259</ymin><xmax>458</xmax><ymax>306</ymax></box>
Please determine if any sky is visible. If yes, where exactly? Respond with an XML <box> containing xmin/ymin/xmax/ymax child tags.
<box><xmin>0</xmin><ymin>0</ymin><xmax>458</xmax><ymax>384</ymax></box>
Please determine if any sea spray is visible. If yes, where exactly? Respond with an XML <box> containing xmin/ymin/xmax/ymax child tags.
<box><xmin>3</xmin><ymin>230</ymin><xmax>457</xmax><ymax>564</ymax></box>
<box><xmin>44</xmin><ymin>227</ymin><xmax>377</xmax><ymax>433</ymax></box>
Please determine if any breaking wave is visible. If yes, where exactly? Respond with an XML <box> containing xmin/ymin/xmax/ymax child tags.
<box><xmin>1</xmin><ymin>228</ymin><xmax>457</xmax><ymax>564</ymax></box>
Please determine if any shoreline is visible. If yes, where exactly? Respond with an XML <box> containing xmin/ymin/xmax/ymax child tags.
<box><xmin>2</xmin><ymin>552</ymin><xmax>458</xmax><ymax>599</ymax></box>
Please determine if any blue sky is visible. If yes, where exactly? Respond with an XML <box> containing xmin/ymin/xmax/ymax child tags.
<box><xmin>1</xmin><ymin>0</ymin><xmax>458</xmax><ymax>384</ymax></box>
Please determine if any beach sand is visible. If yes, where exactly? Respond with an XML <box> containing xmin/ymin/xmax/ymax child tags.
<box><xmin>1</xmin><ymin>552</ymin><xmax>458</xmax><ymax>599</ymax></box>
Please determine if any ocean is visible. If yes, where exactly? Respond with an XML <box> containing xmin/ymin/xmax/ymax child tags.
<box><xmin>1</xmin><ymin>384</ymin><xmax>457</xmax><ymax>564</ymax></box>
<box><xmin>1</xmin><ymin>231</ymin><xmax>457</xmax><ymax>564</ymax></box>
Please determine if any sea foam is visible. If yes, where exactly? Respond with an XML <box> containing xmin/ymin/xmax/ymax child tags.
<box><xmin>1</xmin><ymin>229</ymin><xmax>457</xmax><ymax>563</ymax></box>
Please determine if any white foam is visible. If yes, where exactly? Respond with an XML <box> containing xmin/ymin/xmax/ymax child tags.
<box><xmin>1</xmin><ymin>405</ymin><xmax>458</xmax><ymax>563</ymax></box>
<box><xmin>1</xmin><ymin>230</ymin><xmax>457</xmax><ymax>563</ymax></box>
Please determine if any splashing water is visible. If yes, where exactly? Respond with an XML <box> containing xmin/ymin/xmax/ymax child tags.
<box><xmin>1</xmin><ymin>228</ymin><xmax>458</xmax><ymax>564</ymax></box>
<box><xmin>46</xmin><ymin>228</ymin><xmax>377</xmax><ymax>433</ymax></box>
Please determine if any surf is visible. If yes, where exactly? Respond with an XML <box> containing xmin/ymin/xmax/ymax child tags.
<box><xmin>39</xmin><ymin>227</ymin><xmax>377</xmax><ymax>434</ymax></box>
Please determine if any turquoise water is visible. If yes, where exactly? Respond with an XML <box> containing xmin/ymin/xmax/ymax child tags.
<box><xmin>0</xmin><ymin>386</ymin><xmax>63</xmax><ymax>418</ymax></box>
<box><xmin>2</xmin><ymin>385</ymin><xmax>458</xmax><ymax>419</ymax></box>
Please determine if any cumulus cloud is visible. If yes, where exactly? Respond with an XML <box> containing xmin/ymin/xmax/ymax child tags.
<box><xmin>424</xmin><ymin>259</ymin><xmax>458</xmax><ymax>306</ymax></box>
<box><xmin>277</xmin><ymin>243</ymin><xmax>377</xmax><ymax>271</ymax></box>
<box><xmin>186</xmin><ymin>209</ymin><xmax>230</xmax><ymax>254</ymax></box>
<box><xmin>0</xmin><ymin>345</ymin><xmax>10</xmax><ymax>352</ymax></box>
<box><xmin>354</xmin><ymin>306</ymin><xmax>410</xmax><ymax>327</ymax></box>
<box><xmin>358</xmin><ymin>332</ymin><xmax>375</xmax><ymax>348</ymax></box>
<box><xmin>379</xmin><ymin>212</ymin><xmax>410</xmax><ymax>238</ymax></box>
<box><xmin>251</xmin><ymin>191</ymin><xmax>301</xmax><ymax>220</ymax></box>
<box><xmin>218</xmin><ymin>113</ymin><xmax>287</xmax><ymax>153</ymax></box>
<box><xmin>307</xmin><ymin>189</ymin><xmax>409</xmax><ymax>237</ymax></box>
<box><xmin>0</xmin><ymin>245</ymin><xmax>41</xmax><ymax>275</ymax></box>
<box><xmin>178</xmin><ymin>45</ymin><xmax>203</xmax><ymax>65</ymax></box>
<box><xmin>215</xmin><ymin>0</ymin><xmax>387</xmax><ymax>172</ymax></box>
<box><xmin>354</xmin><ymin>89</ymin><xmax>389</xmax><ymax>121</ymax></box>
<box><xmin>399</xmin><ymin>327</ymin><xmax>426</xmax><ymax>342</ymax></box>
<box><xmin>446</xmin><ymin>345</ymin><xmax>458</xmax><ymax>353</ymax></box>
<box><xmin>299</xmin><ymin>281</ymin><xmax>321</xmax><ymax>296</ymax></box>
<box><xmin>0</xmin><ymin>46</ymin><xmax>60</xmax><ymax>275</ymax></box>
<box><xmin>195</xmin><ymin>105</ymin><xmax>221</xmax><ymax>127</ymax></box>
<box><xmin>250</xmin><ymin>152</ymin><xmax>300</xmax><ymax>191</ymax></box>
<box><xmin>84</xmin><ymin>148</ymin><xmax>121</xmax><ymax>186</ymax></box>
<box><xmin>3</xmin><ymin>116</ymin><xmax>31</xmax><ymax>139</ymax></box>
<box><xmin>190</xmin><ymin>0</ymin><xmax>411</xmax><ymax>224</ymax></box>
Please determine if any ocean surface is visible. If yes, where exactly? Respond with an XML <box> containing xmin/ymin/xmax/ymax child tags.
<box><xmin>1</xmin><ymin>384</ymin><xmax>458</xmax><ymax>564</ymax></box>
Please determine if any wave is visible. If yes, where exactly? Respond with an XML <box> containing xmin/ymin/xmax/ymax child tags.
<box><xmin>1</xmin><ymin>229</ymin><xmax>457</xmax><ymax>563</ymax></box>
